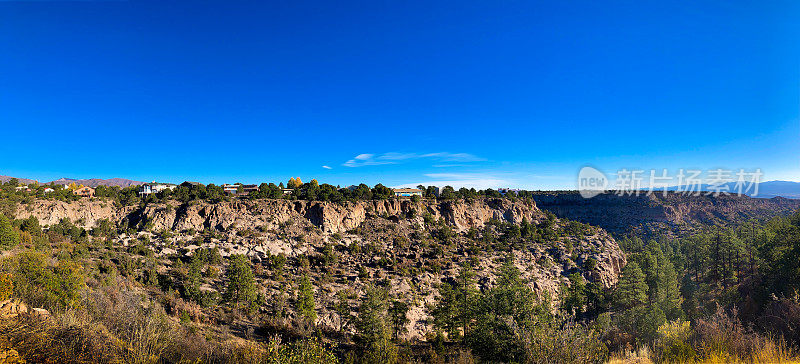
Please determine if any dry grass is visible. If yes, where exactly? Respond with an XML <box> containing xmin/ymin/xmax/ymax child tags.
<box><xmin>609</xmin><ymin>309</ymin><xmax>800</xmax><ymax>364</ymax></box>
<box><xmin>608</xmin><ymin>347</ymin><xmax>654</xmax><ymax>364</ymax></box>
<box><xmin>609</xmin><ymin>345</ymin><xmax>800</xmax><ymax>364</ymax></box>
<box><xmin>0</xmin><ymin>282</ymin><xmax>341</xmax><ymax>364</ymax></box>
<box><xmin>0</xmin><ymin>314</ymin><xmax>124</xmax><ymax>363</ymax></box>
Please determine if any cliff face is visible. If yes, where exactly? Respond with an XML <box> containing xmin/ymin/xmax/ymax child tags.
<box><xmin>14</xmin><ymin>199</ymin><xmax>133</xmax><ymax>227</ymax></box>
<box><xmin>16</xmin><ymin>198</ymin><xmax>545</xmax><ymax>234</ymax></box>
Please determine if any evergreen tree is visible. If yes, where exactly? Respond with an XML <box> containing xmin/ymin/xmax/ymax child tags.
<box><xmin>184</xmin><ymin>255</ymin><xmax>204</xmax><ymax>303</ymax></box>
<box><xmin>468</xmin><ymin>256</ymin><xmax>551</xmax><ymax>362</ymax></box>
<box><xmin>655</xmin><ymin>256</ymin><xmax>682</xmax><ymax>319</ymax></box>
<box><xmin>19</xmin><ymin>216</ymin><xmax>41</xmax><ymax>235</ymax></box>
<box><xmin>355</xmin><ymin>284</ymin><xmax>397</xmax><ymax>363</ymax></box>
<box><xmin>432</xmin><ymin>261</ymin><xmax>478</xmax><ymax>341</ymax></box>
<box><xmin>639</xmin><ymin>305</ymin><xmax>667</xmax><ymax>342</ymax></box>
<box><xmin>616</xmin><ymin>262</ymin><xmax>648</xmax><ymax>309</ymax></box>
<box><xmin>388</xmin><ymin>299</ymin><xmax>409</xmax><ymax>341</ymax></box>
<box><xmin>223</xmin><ymin>255</ymin><xmax>257</xmax><ymax>308</ymax></box>
<box><xmin>637</xmin><ymin>243</ymin><xmax>682</xmax><ymax>318</ymax></box>
<box><xmin>562</xmin><ymin>273</ymin><xmax>588</xmax><ymax>317</ymax></box>
<box><xmin>439</xmin><ymin>186</ymin><xmax>456</xmax><ymax>200</ymax></box>
<box><xmin>0</xmin><ymin>214</ymin><xmax>19</xmax><ymax>249</ymax></box>
<box><xmin>296</xmin><ymin>274</ymin><xmax>317</xmax><ymax>322</ymax></box>
<box><xmin>762</xmin><ymin>211</ymin><xmax>800</xmax><ymax>296</ymax></box>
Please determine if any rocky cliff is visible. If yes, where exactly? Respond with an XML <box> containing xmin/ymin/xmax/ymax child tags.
<box><xmin>16</xmin><ymin>198</ymin><xmax>545</xmax><ymax>234</ymax></box>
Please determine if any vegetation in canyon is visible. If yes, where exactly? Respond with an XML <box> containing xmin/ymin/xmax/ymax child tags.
<box><xmin>0</xmin><ymin>179</ymin><xmax>798</xmax><ymax>363</ymax></box>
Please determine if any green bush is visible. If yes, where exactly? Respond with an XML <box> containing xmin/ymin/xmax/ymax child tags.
<box><xmin>8</xmin><ymin>250</ymin><xmax>85</xmax><ymax>309</ymax></box>
<box><xmin>0</xmin><ymin>214</ymin><xmax>19</xmax><ymax>250</ymax></box>
<box><xmin>653</xmin><ymin>319</ymin><xmax>696</xmax><ymax>363</ymax></box>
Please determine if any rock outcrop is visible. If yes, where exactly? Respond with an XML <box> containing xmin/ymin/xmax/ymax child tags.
<box><xmin>17</xmin><ymin>198</ymin><xmax>545</xmax><ymax>234</ymax></box>
<box><xmin>14</xmin><ymin>200</ymin><xmax>130</xmax><ymax>227</ymax></box>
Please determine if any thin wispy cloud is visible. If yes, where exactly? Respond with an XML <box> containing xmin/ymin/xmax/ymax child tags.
<box><xmin>419</xmin><ymin>152</ymin><xmax>485</xmax><ymax>162</ymax></box>
<box><xmin>343</xmin><ymin>152</ymin><xmax>486</xmax><ymax>168</ymax></box>
<box><xmin>322</xmin><ymin>165</ymin><xmax>332</xmax><ymax>170</ymax></box>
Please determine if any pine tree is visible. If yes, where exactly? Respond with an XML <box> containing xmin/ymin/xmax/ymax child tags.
<box><xmin>388</xmin><ymin>299</ymin><xmax>410</xmax><ymax>341</ymax></box>
<box><xmin>355</xmin><ymin>284</ymin><xmax>398</xmax><ymax>363</ymax></box>
<box><xmin>562</xmin><ymin>273</ymin><xmax>588</xmax><ymax>317</ymax></box>
<box><xmin>432</xmin><ymin>261</ymin><xmax>479</xmax><ymax>341</ymax></box>
<box><xmin>639</xmin><ymin>244</ymin><xmax>682</xmax><ymax>318</ymax></box>
<box><xmin>184</xmin><ymin>255</ymin><xmax>204</xmax><ymax>303</ymax></box>
<box><xmin>287</xmin><ymin>178</ymin><xmax>297</xmax><ymax>189</ymax></box>
<box><xmin>0</xmin><ymin>214</ymin><xmax>19</xmax><ymax>250</ymax></box>
<box><xmin>655</xmin><ymin>256</ymin><xmax>682</xmax><ymax>319</ymax></box>
<box><xmin>224</xmin><ymin>255</ymin><xmax>257</xmax><ymax>308</ymax></box>
<box><xmin>467</xmin><ymin>256</ymin><xmax>551</xmax><ymax>363</ymax></box>
<box><xmin>616</xmin><ymin>262</ymin><xmax>648</xmax><ymax>309</ymax></box>
<box><xmin>296</xmin><ymin>274</ymin><xmax>316</xmax><ymax>322</ymax></box>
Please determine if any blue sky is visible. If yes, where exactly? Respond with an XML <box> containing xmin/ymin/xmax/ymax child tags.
<box><xmin>1</xmin><ymin>1</ymin><xmax>798</xmax><ymax>189</ymax></box>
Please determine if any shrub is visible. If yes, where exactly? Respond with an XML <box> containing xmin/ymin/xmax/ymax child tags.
<box><xmin>653</xmin><ymin>319</ymin><xmax>696</xmax><ymax>363</ymax></box>
<box><xmin>273</xmin><ymin>336</ymin><xmax>338</xmax><ymax>364</ymax></box>
<box><xmin>117</xmin><ymin>254</ymin><xmax>138</xmax><ymax>277</ymax></box>
<box><xmin>8</xmin><ymin>250</ymin><xmax>85</xmax><ymax>310</ymax></box>
<box><xmin>692</xmin><ymin>306</ymin><xmax>795</xmax><ymax>362</ymax></box>
<box><xmin>584</xmin><ymin>257</ymin><xmax>598</xmax><ymax>271</ymax></box>
<box><xmin>0</xmin><ymin>273</ymin><xmax>12</xmax><ymax>301</ymax></box>
<box><xmin>520</xmin><ymin>321</ymin><xmax>608</xmax><ymax>364</ymax></box>
<box><xmin>322</xmin><ymin>243</ymin><xmax>338</xmax><ymax>266</ymax></box>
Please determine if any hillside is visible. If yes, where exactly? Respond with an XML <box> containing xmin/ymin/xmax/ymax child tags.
<box><xmin>0</xmin><ymin>176</ymin><xmax>35</xmax><ymax>185</ymax></box>
<box><xmin>0</xmin><ymin>175</ymin><xmax>145</xmax><ymax>187</ymax></box>
<box><xmin>531</xmin><ymin>192</ymin><xmax>800</xmax><ymax>236</ymax></box>
<box><xmin>12</xmin><ymin>197</ymin><xmax>625</xmax><ymax>341</ymax></box>
<box><xmin>664</xmin><ymin>180</ymin><xmax>800</xmax><ymax>199</ymax></box>
<box><xmin>3</xmin><ymin>192</ymin><xmax>800</xmax><ymax>362</ymax></box>
<box><xmin>48</xmin><ymin>177</ymin><xmax>146</xmax><ymax>188</ymax></box>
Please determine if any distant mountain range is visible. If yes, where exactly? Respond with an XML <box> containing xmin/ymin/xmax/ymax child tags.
<box><xmin>747</xmin><ymin>181</ymin><xmax>800</xmax><ymax>199</ymax></box>
<box><xmin>0</xmin><ymin>176</ymin><xmax>145</xmax><ymax>188</ymax></box>
<box><xmin>0</xmin><ymin>176</ymin><xmax>36</xmax><ymax>185</ymax></box>
<box><xmin>662</xmin><ymin>180</ymin><xmax>800</xmax><ymax>199</ymax></box>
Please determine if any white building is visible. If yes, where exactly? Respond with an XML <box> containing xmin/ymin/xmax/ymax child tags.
<box><xmin>139</xmin><ymin>182</ymin><xmax>177</xmax><ymax>196</ymax></box>
<box><xmin>393</xmin><ymin>188</ymin><xmax>423</xmax><ymax>197</ymax></box>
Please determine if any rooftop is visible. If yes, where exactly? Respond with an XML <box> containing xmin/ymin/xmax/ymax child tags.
<box><xmin>393</xmin><ymin>188</ymin><xmax>422</xmax><ymax>193</ymax></box>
